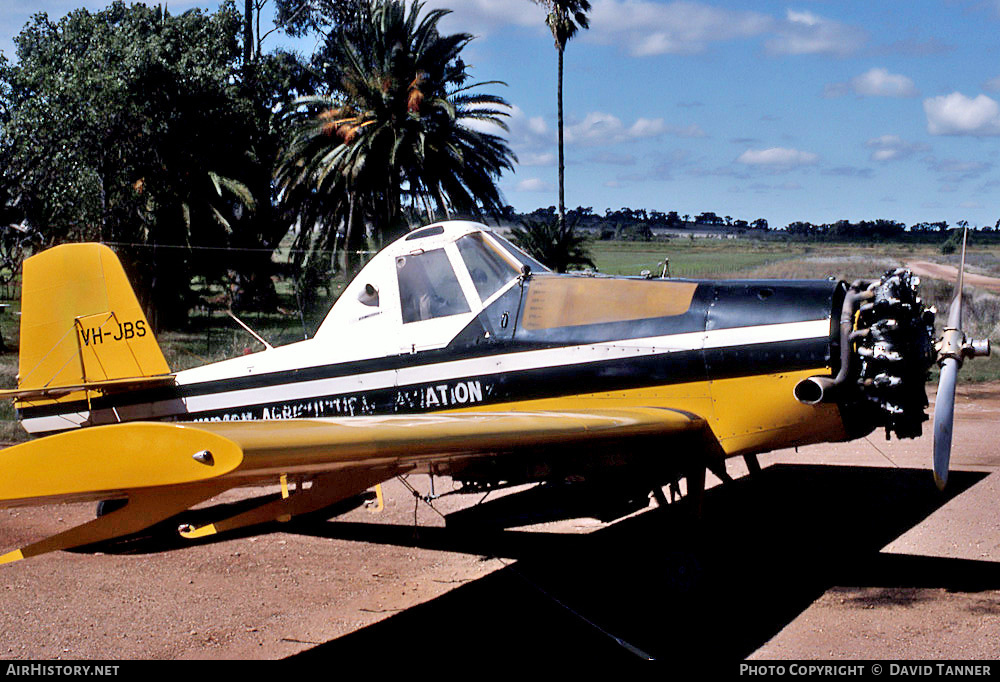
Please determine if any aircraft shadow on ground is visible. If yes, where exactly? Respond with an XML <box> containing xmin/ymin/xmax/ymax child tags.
<box><xmin>283</xmin><ymin>464</ymin><xmax>998</xmax><ymax>662</ymax></box>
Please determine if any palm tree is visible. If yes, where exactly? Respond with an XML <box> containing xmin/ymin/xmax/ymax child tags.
<box><xmin>534</xmin><ymin>0</ymin><xmax>590</xmax><ymax>229</ymax></box>
<box><xmin>276</xmin><ymin>0</ymin><xmax>516</xmax><ymax>280</ymax></box>
<box><xmin>509</xmin><ymin>216</ymin><xmax>595</xmax><ymax>273</ymax></box>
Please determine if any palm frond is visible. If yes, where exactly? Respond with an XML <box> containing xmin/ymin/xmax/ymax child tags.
<box><xmin>275</xmin><ymin>0</ymin><xmax>516</xmax><ymax>277</ymax></box>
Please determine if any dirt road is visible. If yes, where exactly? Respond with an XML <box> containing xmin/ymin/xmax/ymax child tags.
<box><xmin>907</xmin><ymin>260</ymin><xmax>1000</xmax><ymax>292</ymax></box>
<box><xmin>1</xmin><ymin>383</ymin><xmax>999</xmax><ymax>662</ymax></box>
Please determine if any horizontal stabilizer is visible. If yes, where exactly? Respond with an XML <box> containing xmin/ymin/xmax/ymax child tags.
<box><xmin>0</xmin><ymin>374</ymin><xmax>175</xmax><ymax>402</ymax></box>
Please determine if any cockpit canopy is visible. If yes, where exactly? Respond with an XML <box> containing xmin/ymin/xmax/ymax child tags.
<box><xmin>314</xmin><ymin>221</ymin><xmax>547</xmax><ymax>356</ymax></box>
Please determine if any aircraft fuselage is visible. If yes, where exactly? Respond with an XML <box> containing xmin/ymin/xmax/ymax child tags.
<box><xmin>21</xmin><ymin>274</ymin><xmax>849</xmax><ymax>461</ymax></box>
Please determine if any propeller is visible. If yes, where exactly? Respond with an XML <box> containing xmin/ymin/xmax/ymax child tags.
<box><xmin>932</xmin><ymin>228</ymin><xmax>991</xmax><ymax>489</ymax></box>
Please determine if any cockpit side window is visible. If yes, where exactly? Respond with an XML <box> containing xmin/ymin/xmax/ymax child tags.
<box><xmin>396</xmin><ymin>248</ymin><xmax>471</xmax><ymax>323</ymax></box>
<box><xmin>456</xmin><ymin>233</ymin><xmax>521</xmax><ymax>302</ymax></box>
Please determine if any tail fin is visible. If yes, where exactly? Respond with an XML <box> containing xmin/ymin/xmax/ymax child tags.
<box><xmin>11</xmin><ymin>243</ymin><xmax>171</xmax><ymax>403</ymax></box>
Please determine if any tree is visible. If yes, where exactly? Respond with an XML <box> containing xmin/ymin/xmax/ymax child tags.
<box><xmin>941</xmin><ymin>228</ymin><xmax>965</xmax><ymax>255</ymax></box>
<box><xmin>696</xmin><ymin>211</ymin><xmax>723</xmax><ymax>226</ymax></box>
<box><xmin>533</xmin><ymin>0</ymin><xmax>590</xmax><ymax>229</ymax></box>
<box><xmin>509</xmin><ymin>217</ymin><xmax>595</xmax><ymax>272</ymax></box>
<box><xmin>786</xmin><ymin>221</ymin><xmax>816</xmax><ymax>236</ymax></box>
<box><xmin>275</xmin><ymin>0</ymin><xmax>516</xmax><ymax>282</ymax></box>
<box><xmin>0</xmin><ymin>2</ymin><xmax>267</xmax><ymax>327</ymax></box>
<box><xmin>272</xmin><ymin>0</ymin><xmax>370</xmax><ymax>40</ymax></box>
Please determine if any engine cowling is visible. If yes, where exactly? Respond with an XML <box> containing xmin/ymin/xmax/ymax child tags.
<box><xmin>795</xmin><ymin>268</ymin><xmax>936</xmax><ymax>440</ymax></box>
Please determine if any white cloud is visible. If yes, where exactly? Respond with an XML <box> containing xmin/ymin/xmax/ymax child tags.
<box><xmin>870</xmin><ymin>149</ymin><xmax>901</xmax><ymax>162</ymax></box>
<box><xmin>865</xmin><ymin>135</ymin><xmax>928</xmax><ymax>162</ymax></box>
<box><xmin>502</xmin><ymin>105</ymin><xmax>553</xmax><ymax>151</ymax></box>
<box><xmin>566</xmin><ymin>112</ymin><xmax>627</xmax><ymax>146</ymax></box>
<box><xmin>585</xmin><ymin>0</ymin><xmax>772</xmax><ymax>56</ymax></box>
<box><xmin>437</xmin><ymin>1</ymin><xmax>867</xmax><ymax>59</ymax></box>
<box><xmin>517</xmin><ymin>152</ymin><xmax>557</xmax><ymax>167</ymax></box>
<box><xmin>515</xmin><ymin>178</ymin><xmax>554</xmax><ymax>192</ymax></box>
<box><xmin>846</xmin><ymin>68</ymin><xmax>919</xmax><ymax>98</ymax></box>
<box><xmin>984</xmin><ymin>75</ymin><xmax>1000</xmax><ymax>92</ymax></box>
<box><xmin>765</xmin><ymin>9</ymin><xmax>866</xmax><ymax>56</ymax></box>
<box><xmin>628</xmin><ymin>117</ymin><xmax>667</xmax><ymax>138</ymax></box>
<box><xmin>428</xmin><ymin>0</ymin><xmax>545</xmax><ymax>34</ymax></box>
<box><xmin>736</xmin><ymin>147</ymin><xmax>819</xmax><ymax>167</ymax></box>
<box><xmin>825</xmin><ymin>69</ymin><xmax>918</xmax><ymax>98</ymax></box>
<box><xmin>924</xmin><ymin>92</ymin><xmax>1000</xmax><ymax>136</ymax></box>
<box><xmin>462</xmin><ymin>105</ymin><xmax>558</xmax><ymax>172</ymax></box>
<box><xmin>564</xmin><ymin>111</ymin><xmax>702</xmax><ymax>146</ymax></box>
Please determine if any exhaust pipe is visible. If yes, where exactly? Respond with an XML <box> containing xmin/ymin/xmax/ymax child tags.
<box><xmin>793</xmin><ymin>375</ymin><xmax>837</xmax><ymax>405</ymax></box>
<box><xmin>794</xmin><ymin>281</ymin><xmax>874</xmax><ymax>405</ymax></box>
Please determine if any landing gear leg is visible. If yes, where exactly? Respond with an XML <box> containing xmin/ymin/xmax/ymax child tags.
<box><xmin>685</xmin><ymin>461</ymin><xmax>706</xmax><ymax>517</ymax></box>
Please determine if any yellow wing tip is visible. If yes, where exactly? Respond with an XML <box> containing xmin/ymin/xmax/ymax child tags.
<box><xmin>0</xmin><ymin>549</ymin><xmax>25</xmax><ymax>565</ymax></box>
<box><xmin>178</xmin><ymin>523</ymin><xmax>217</xmax><ymax>540</ymax></box>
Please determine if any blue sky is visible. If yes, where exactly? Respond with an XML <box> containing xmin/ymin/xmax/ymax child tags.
<box><xmin>4</xmin><ymin>0</ymin><xmax>1000</xmax><ymax>229</ymax></box>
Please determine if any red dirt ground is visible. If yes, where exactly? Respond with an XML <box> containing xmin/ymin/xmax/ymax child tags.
<box><xmin>907</xmin><ymin>261</ymin><xmax>1000</xmax><ymax>293</ymax></box>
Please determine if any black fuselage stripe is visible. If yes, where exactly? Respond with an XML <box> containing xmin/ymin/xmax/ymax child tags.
<box><xmin>20</xmin><ymin>338</ymin><xmax>830</xmax><ymax>422</ymax></box>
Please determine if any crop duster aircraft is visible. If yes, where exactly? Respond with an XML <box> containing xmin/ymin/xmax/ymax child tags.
<box><xmin>0</xmin><ymin>221</ymin><xmax>989</xmax><ymax>565</ymax></box>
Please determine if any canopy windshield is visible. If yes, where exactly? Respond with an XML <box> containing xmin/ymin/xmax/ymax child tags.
<box><xmin>485</xmin><ymin>231</ymin><xmax>550</xmax><ymax>275</ymax></box>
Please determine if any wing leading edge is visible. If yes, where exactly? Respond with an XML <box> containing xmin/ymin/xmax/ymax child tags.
<box><xmin>0</xmin><ymin>407</ymin><xmax>716</xmax><ymax>564</ymax></box>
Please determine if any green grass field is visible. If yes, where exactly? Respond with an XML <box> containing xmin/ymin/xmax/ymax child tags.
<box><xmin>586</xmin><ymin>239</ymin><xmax>790</xmax><ymax>278</ymax></box>
<box><xmin>586</xmin><ymin>237</ymin><xmax>957</xmax><ymax>280</ymax></box>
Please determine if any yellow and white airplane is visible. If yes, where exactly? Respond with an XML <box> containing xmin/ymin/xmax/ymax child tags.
<box><xmin>0</xmin><ymin>221</ymin><xmax>988</xmax><ymax>564</ymax></box>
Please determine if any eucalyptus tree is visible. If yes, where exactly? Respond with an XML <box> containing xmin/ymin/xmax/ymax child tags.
<box><xmin>533</xmin><ymin>0</ymin><xmax>590</xmax><ymax>228</ymax></box>
<box><xmin>0</xmin><ymin>1</ymin><xmax>265</xmax><ymax>326</ymax></box>
<box><xmin>276</xmin><ymin>0</ymin><xmax>516</xmax><ymax>282</ymax></box>
<box><xmin>272</xmin><ymin>0</ymin><xmax>371</xmax><ymax>41</ymax></box>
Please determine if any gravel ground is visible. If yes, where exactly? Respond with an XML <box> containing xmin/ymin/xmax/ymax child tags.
<box><xmin>1</xmin><ymin>382</ymin><xmax>999</xmax><ymax>662</ymax></box>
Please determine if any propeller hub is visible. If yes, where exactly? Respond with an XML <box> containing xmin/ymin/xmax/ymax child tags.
<box><xmin>963</xmin><ymin>337</ymin><xmax>991</xmax><ymax>360</ymax></box>
<box><xmin>938</xmin><ymin>327</ymin><xmax>967</xmax><ymax>365</ymax></box>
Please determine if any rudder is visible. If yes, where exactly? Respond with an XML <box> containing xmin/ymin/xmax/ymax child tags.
<box><xmin>16</xmin><ymin>243</ymin><xmax>170</xmax><ymax>401</ymax></box>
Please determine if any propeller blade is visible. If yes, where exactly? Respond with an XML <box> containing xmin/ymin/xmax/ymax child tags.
<box><xmin>933</xmin><ymin>356</ymin><xmax>959</xmax><ymax>490</ymax></box>
<box><xmin>946</xmin><ymin>228</ymin><xmax>966</xmax><ymax>331</ymax></box>
<box><xmin>933</xmin><ymin>226</ymin><xmax>968</xmax><ymax>490</ymax></box>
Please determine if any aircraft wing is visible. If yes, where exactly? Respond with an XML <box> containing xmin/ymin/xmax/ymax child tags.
<box><xmin>0</xmin><ymin>407</ymin><xmax>717</xmax><ymax>564</ymax></box>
